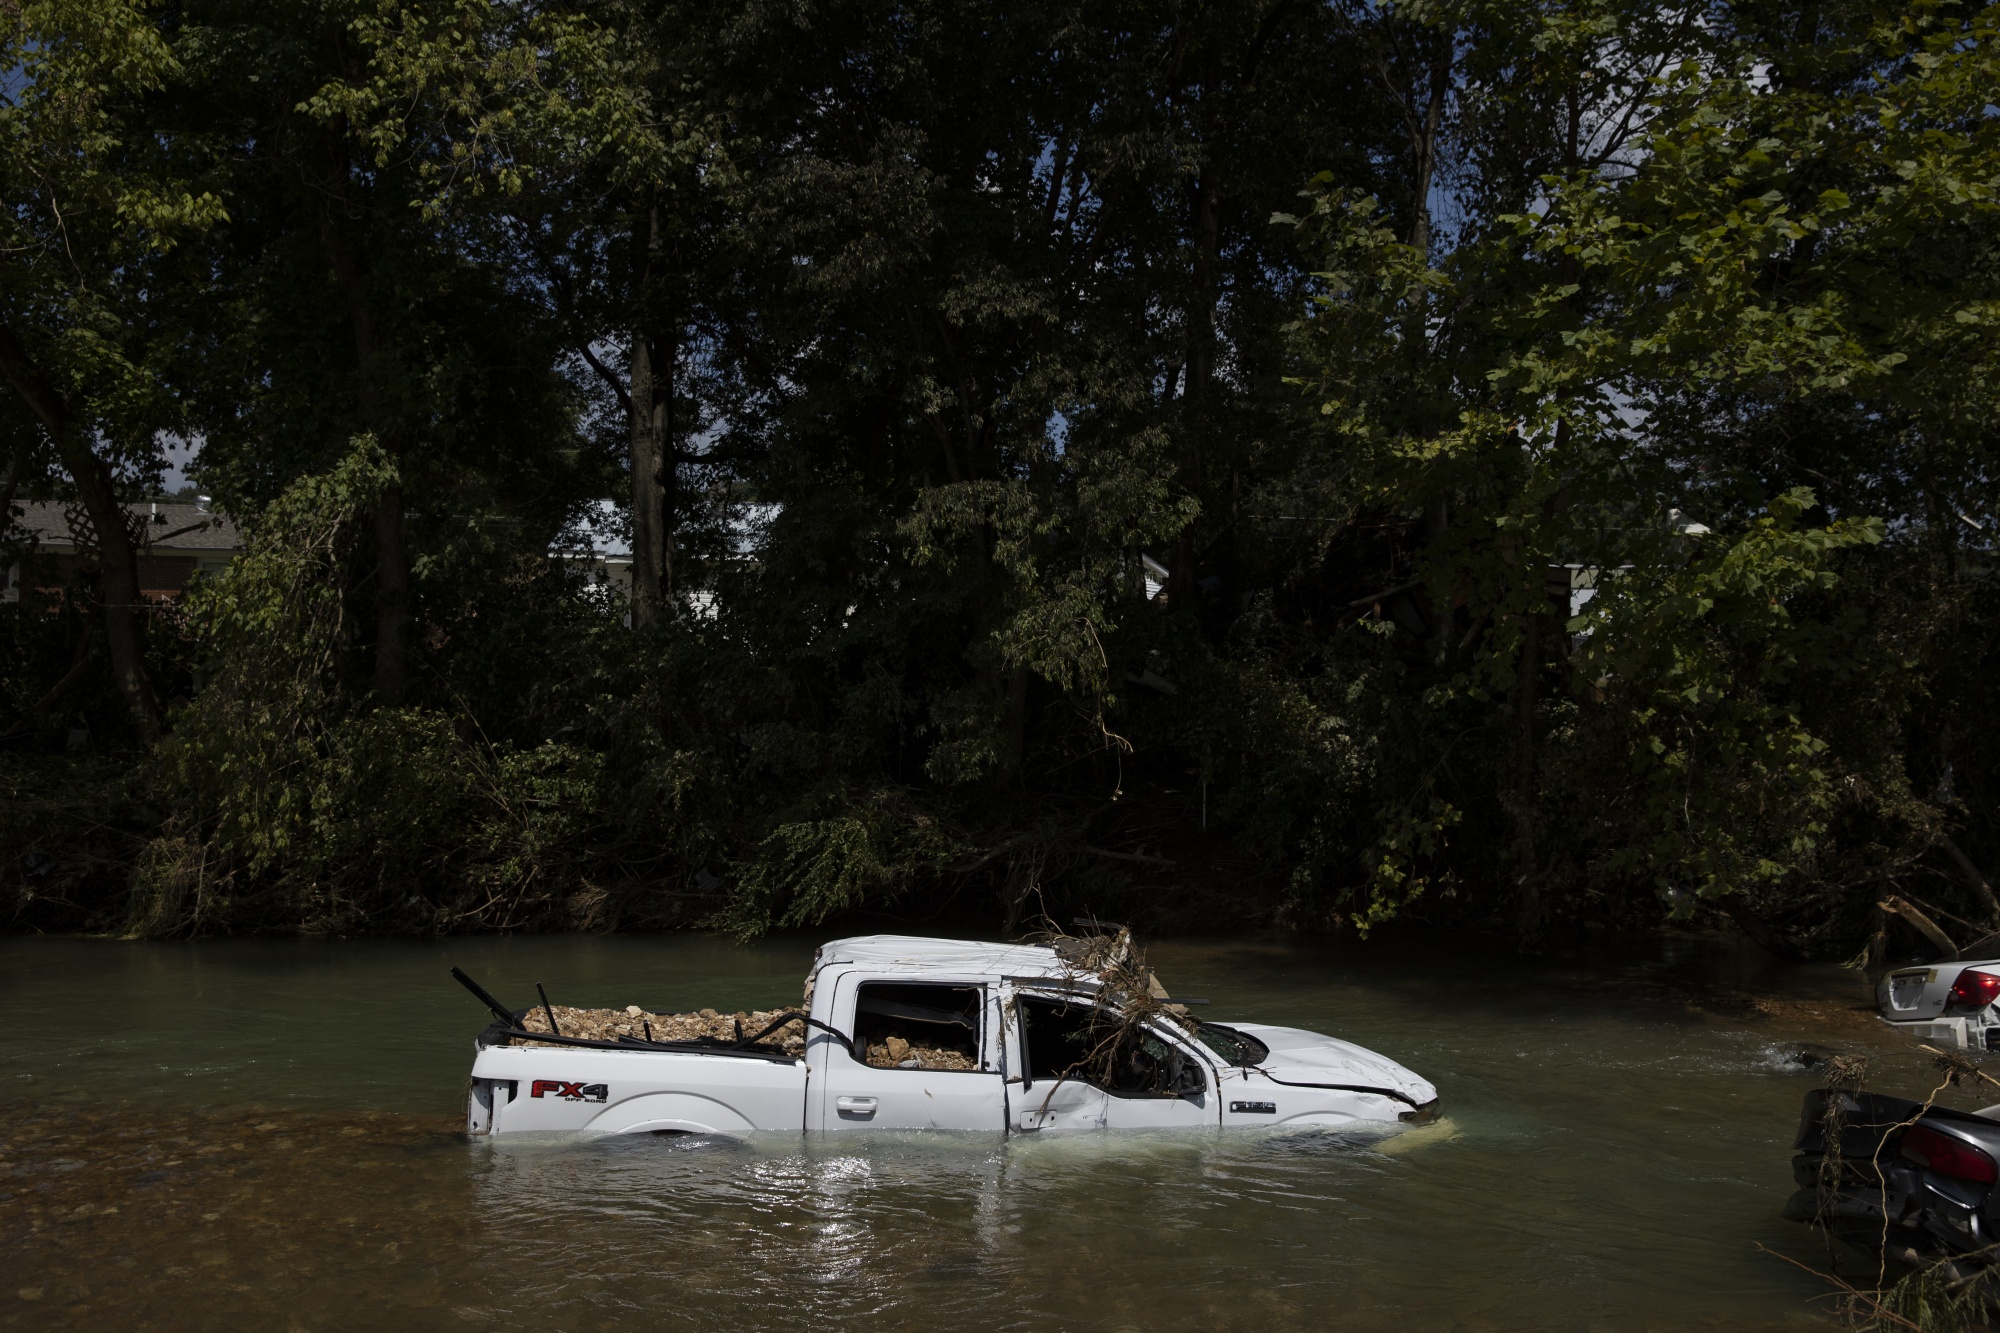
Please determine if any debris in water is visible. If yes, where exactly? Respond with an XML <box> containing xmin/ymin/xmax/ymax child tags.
<box><xmin>1780</xmin><ymin>1043</ymin><xmax>1841</xmax><ymax>1071</ymax></box>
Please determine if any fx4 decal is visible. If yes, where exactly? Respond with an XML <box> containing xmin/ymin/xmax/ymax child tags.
<box><xmin>530</xmin><ymin>1079</ymin><xmax>608</xmax><ymax>1103</ymax></box>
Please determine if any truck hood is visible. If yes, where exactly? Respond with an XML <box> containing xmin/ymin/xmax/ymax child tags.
<box><xmin>1227</xmin><ymin>1023</ymin><xmax>1437</xmax><ymax>1107</ymax></box>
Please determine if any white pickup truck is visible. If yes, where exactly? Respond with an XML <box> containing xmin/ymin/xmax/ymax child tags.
<box><xmin>461</xmin><ymin>934</ymin><xmax>1438</xmax><ymax>1137</ymax></box>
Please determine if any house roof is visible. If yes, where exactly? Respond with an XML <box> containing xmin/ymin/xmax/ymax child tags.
<box><xmin>10</xmin><ymin>500</ymin><xmax>241</xmax><ymax>552</ymax></box>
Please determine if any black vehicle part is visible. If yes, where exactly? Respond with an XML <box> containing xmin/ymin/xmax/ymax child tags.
<box><xmin>451</xmin><ymin>967</ymin><xmax>518</xmax><ymax>1028</ymax></box>
<box><xmin>491</xmin><ymin>1026</ymin><xmax>797</xmax><ymax>1063</ymax></box>
<box><xmin>1782</xmin><ymin>1183</ymin><xmax>1901</xmax><ymax>1228</ymax></box>
<box><xmin>1004</xmin><ymin>975</ymin><xmax>1097</xmax><ymax>993</ymax></box>
<box><xmin>1793</xmin><ymin>1090</ymin><xmax>1999</xmax><ymax>1157</ymax></box>
<box><xmin>536</xmin><ymin>982</ymin><xmax>561</xmax><ymax>1037</ymax></box>
<box><xmin>1787</xmin><ymin>1088</ymin><xmax>2000</xmax><ymax>1267</ymax></box>
<box><xmin>732</xmin><ymin>1010</ymin><xmax>854</xmax><ymax>1051</ymax></box>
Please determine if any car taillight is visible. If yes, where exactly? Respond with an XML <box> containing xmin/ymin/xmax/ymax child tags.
<box><xmin>1947</xmin><ymin>970</ymin><xmax>2000</xmax><ymax>1013</ymax></box>
<box><xmin>1900</xmin><ymin>1124</ymin><xmax>1999</xmax><ymax>1184</ymax></box>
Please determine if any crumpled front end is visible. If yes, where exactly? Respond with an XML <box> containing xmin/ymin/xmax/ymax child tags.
<box><xmin>1220</xmin><ymin>1023</ymin><xmax>1437</xmax><ymax>1127</ymax></box>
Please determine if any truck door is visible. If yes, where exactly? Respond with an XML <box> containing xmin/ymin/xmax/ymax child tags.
<box><xmin>1005</xmin><ymin>986</ymin><xmax>1219</xmax><ymax>1132</ymax></box>
<box><xmin>814</xmin><ymin>975</ymin><xmax>1007</xmax><ymax>1131</ymax></box>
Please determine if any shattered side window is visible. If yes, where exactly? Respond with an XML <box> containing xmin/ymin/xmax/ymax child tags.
<box><xmin>1019</xmin><ymin>995</ymin><xmax>1206</xmax><ymax>1099</ymax></box>
<box><xmin>1192</xmin><ymin>1023</ymin><xmax>1269</xmax><ymax>1067</ymax></box>
<box><xmin>851</xmin><ymin>982</ymin><xmax>986</xmax><ymax>1072</ymax></box>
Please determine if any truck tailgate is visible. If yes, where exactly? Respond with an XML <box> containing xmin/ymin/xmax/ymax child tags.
<box><xmin>471</xmin><ymin>1046</ymin><xmax>808</xmax><ymax>1136</ymax></box>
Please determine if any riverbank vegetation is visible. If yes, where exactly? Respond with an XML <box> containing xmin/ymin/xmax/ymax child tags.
<box><xmin>2</xmin><ymin>0</ymin><xmax>1997</xmax><ymax>954</ymax></box>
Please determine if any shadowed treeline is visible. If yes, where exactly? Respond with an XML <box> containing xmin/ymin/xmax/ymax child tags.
<box><xmin>2</xmin><ymin>0</ymin><xmax>1998</xmax><ymax>954</ymax></box>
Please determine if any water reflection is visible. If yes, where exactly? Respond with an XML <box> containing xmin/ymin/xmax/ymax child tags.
<box><xmin>460</xmin><ymin>1126</ymin><xmax>1434</xmax><ymax>1331</ymax></box>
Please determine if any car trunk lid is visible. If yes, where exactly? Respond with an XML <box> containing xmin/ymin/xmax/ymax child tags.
<box><xmin>1883</xmin><ymin>966</ymin><xmax>1944</xmax><ymax>1018</ymax></box>
<box><xmin>1879</xmin><ymin>961</ymin><xmax>2000</xmax><ymax>1023</ymax></box>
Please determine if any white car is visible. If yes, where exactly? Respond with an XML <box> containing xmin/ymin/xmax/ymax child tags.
<box><xmin>1878</xmin><ymin>959</ymin><xmax>2000</xmax><ymax>1049</ymax></box>
<box><xmin>462</xmin><ymin>934</ymin><xmax>1438</xmax><ymax>1138</ymax></box>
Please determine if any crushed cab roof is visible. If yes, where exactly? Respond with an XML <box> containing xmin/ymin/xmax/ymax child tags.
<box><xmin>812</xmin><ymin>934</ymin><xmax>1066</xmax><ymax>979</ymax></box>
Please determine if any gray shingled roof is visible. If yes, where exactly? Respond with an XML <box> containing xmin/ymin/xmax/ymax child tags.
<box><xmin>9</xmin><ymin>500</ymin><xmax>241</xmax><ymax>552</ymax></box>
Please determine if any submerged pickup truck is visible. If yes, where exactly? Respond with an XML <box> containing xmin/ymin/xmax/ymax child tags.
<box><xmin>460</xmin><ymin>934</ymin><xmax>1438</xmax><ymax>1137</ymax></box>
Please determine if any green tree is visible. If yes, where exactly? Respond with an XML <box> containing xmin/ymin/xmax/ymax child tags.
<box><xmin>0</xmin><ymin>0</ymin><xmax>227</xmax><ymax>735</ymax></box>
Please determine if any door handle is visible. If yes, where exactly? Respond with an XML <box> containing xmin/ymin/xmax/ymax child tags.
<box><xmin>835</xmin><ymin>1095</ymin><xmax>878</xmax><ymax>1116</ymax></box>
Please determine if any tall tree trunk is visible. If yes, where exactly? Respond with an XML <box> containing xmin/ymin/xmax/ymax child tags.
<box><xmin>66</xmin><ymin>443</ymin><xmax>155</xmax><ymax>736</ymax></box>
<box><xmin>1404</xmin><ymin>31</ymin><xmax>1451</xmax><ymax>264</ymax></box>
<box><xmin>1400</xmin><ymin>39</ymin><xmax>1450</xmax><ymax>397</ymax></box>
<box><xmin>1399</xmin><ymin>32</ymin><xmax>1456</xmax><ymax>657</ymax></box>
<box><xmin>1511</xmin><ymin>460</ymin><xmax>1571</xmax><ymax>946</ymax></box>
<box><xmin>370</xmin><ymin>480</ymin><xmax>410</xmax><ymax>701</ymax></box>
<box><xmin>0</xmin><ymin>442</ymin><xmax>23</xmax><ymax>521</ymax></box>
<box><xmin>0</xmin><ymin>322</ymin><xmax>160</xmax><ymax>737</ymax></box>
<box><xmin>1941</xmin><ymin>834</ymin><xmax>2000</xmax><ymax>926</ymax></box>
<box><xmin>629</xmin><ymin>332</ymin><xmax>669</xmax><ymax>627</ymax></box>
<box><xmin>1000</xmin><ymin>666</ymin><xmax>1029</xmax><ymax>783</ymax></box>
<box><xmin>323</xmin><ymin>217</ymin><xmax>409</xmax><ymax>705</ymax></box>
<box><xmin>1513</xmin><ymin>604</ymin><xmax>1543</xmax><ymax>944</ymax></box>
<box><xmin>1173</xmin><ymin>41</ymin><xmax>1225</xmax><ymax>601</ymax></box>
<box><xmin>628</xmin><ymin>207</ymin><xmax>672</xmax><ymax>628</ymax></box>
<box><xmin>1425</xmin><ymin>494</ymin><xmax>1451</xmax><ymax>658</ymax></box>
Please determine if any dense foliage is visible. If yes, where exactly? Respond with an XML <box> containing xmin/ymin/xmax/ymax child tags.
<box><xmin>2</xmin><ymin>0</ymin><xmax>1997</xmax><ymax>956</ymax></box>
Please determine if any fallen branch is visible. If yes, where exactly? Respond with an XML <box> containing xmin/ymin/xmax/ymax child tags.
<box><xmin>1880</xmin><ymin>895</ymin><xmax>1959</xmax><ymax>961</ymax></box>
<box><xmin>1919</xmin><ymin>1045</ymin><xmax>2000</xmax><ymax>1096</ymax></box>
<box><xmin>0</xmin><ymin>622</ymin><xmax>94</xmax><ymax>740</ymax></box>
<box><xmin>1343</xmin><ymin>580</ymin><xmax>1422</xmax><ymax>610</ymax></box>
<box><xmin>1084</xmin><ymin>845</ymin><xmax>1175</xmax><ymax>867</ymax></box>
<box><xmin>1721</xmin><ymin>897</ymin><xmax>1809</xmax><ymax>962</ymax></box>
<box><xmin>1751</xmin><ymin>1243</ymin><xmax>1922</xmax><ymax>1332</ymax></box>
<box><xmin>1939</xmin><ymin>836</ymin><xmax>2000</xmax><ymax>927</ymax></box>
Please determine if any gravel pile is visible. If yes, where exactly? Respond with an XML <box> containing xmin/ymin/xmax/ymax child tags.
<box><xmin>515</xmin><ymin>1005</ymin><xmax>807</xmax><ymax>1056</ymax></box>
<box><xmin>509</xmin><ymin>1005</ymin><xmax>978</xmax><ymax>1070</ymax></box>
<box><xmin>862</xmin><ymin>1036</ymin><xmax>979</xmax><ymax>1071</ymax></box>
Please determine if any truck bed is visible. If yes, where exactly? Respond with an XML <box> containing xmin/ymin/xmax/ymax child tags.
<box><xmin>513</xmin><ymin>1004</ymin><xmax>808</xmax><ymax>1055</ymax></box>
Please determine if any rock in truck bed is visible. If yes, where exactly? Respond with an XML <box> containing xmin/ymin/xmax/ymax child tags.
<box><xmin>511</xmin><ymin>1005</ymin><xmax>977</xmax><ymax>1070</ymax></box>
<box><xmin>514</xmin><ymin>1005</ymin><xmax>808</xmax><ymax>1055</ymax></box>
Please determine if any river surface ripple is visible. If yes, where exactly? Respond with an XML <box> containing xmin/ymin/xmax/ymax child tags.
<box><xmin>0</xmin><ymin>931</ymin><xmax>1975</xmax><ymax>1330</ymax></box>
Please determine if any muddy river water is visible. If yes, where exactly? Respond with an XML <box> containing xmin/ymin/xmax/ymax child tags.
<box><xmin>1</xmin><ymin>930</ymin><xmax>1986</xmax><ymax>1330</ymax></box>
